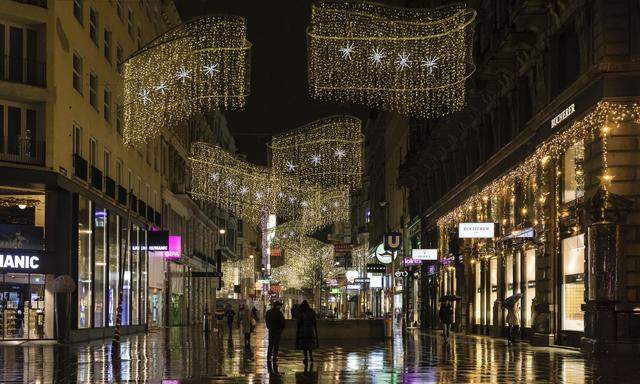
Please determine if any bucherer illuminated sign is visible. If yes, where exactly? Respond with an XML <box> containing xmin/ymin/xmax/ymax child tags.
<box><xmin>459</xmin><ymin>223</ymin><xmax>496</xmax><ymax>239</ymax></box>
<box><xmin>0</xmin><ymin>253</ymin><xmax>40</xmax><ymax>270</ymax></box>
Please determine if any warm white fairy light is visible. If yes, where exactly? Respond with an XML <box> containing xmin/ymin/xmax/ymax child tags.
<box><xmin>307</xmin><ymin>1</ymin><xmax>476</xmax><ymax>117</ymax></box>
<box><xmin>122</xmin><ymin>15</ymin><xmax>251</xmax><ymax>148</ymax></box>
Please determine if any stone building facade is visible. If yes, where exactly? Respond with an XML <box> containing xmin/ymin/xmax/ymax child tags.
<box><xmin>399</xmin><ymin>0</ymin><xmax>640</xmax><ymax>354</ymax></box>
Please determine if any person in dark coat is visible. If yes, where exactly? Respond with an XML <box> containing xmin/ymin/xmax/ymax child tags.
<box><xmin>439</xmin><ymin>301</ymin><xmax>453</xmax><ymax>343</ymax></box>
<box><xmin>224</xmin><ymin>303</ymin><xmax>236</xmax><ymax>334</ymax></box>
<box><xmin>291</xmin><ymin>301</ymin><xmax>300</xmax><ymax>319</ymax></box>
<box><xmin>265</xmin><ymin>301</ymin><xmax>286</xmax><ymax>361</ymax></box>
<box><xmin>295</xmin><ymin>300</ymin><xmax>318</xmax><ymax>363</ymax></box>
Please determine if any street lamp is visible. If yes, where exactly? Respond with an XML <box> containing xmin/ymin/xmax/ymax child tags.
<box><xmin>219</xmin><ymin>228</ymin><xmax>226</xmax><ymax>235</ymax></box>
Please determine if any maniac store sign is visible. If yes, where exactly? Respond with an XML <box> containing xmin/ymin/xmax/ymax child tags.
<box><xmin>0</xmin><ymin>224</ymin><xmax>47</xmax><ymax>273</ymax></box>
<box><xmin>0</xmin><ymin>252</ymin><xmax>40</xmax><ymax>270</ymax></box>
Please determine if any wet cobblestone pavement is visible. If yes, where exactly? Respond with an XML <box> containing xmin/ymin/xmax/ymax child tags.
<box><xmin>0</xmin><ymin>324</ymin><xmax>637</xmax><ymax>383</ymax></box>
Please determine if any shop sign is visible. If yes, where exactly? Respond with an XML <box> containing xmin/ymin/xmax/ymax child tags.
<box><xmin>354</xmin><ymin>277</ymin><xmax>370</xmax><ymax>283</ymax></box>
<box><xmin>367</xmin><ymin>273</ymin><xmax>383</xmax><ymax>288</ymax></box>
<box><xmin>163</xmin><ymin>236</ymin><xmax>182</xmax><ymax>259</ymax></box>
<box><xmin>257</xmin><ymin>279</ymin><xmax>271</xmax><ymax>285</ymax></box>
<box><xmin>412</xmin><ymin>248</ymin><xmax>437</xmax><ymax>260</ymax></box>
<box><xmin>147</xmin><ymin>231</ymin><xmax>169</xmax><ymax>251</ymax></box>
<box><xmin>331</xmin><ymin>287</ymin><xmax>341</xmax><ymax>294</ymax></box>
<box><xmin>551</xmin><ymin>103</ymin><xmax>575</xmax><ymax>129</ymax></box>
<box><xmin>0</xmin><ymin>224</ymin><xmax>44</xmax><ymax>250</ymax></box>
<box><xmin>503</xmin><ymin>227</ymin><xmax>535</xmax><ymax>240</ymax></box>
<box><xmin>346</xmin><ymin>284</ymin><xmax>361</xmax><ymax>290</ymax></box>
<box><xmin>367</xmin><ymin>263</ymin><xmax>386</xmax><ymax>274</ymax></box>
<box><xmin>402</xmin><ymin>258</ymin><xmax>422</xmax><ymax>265</ymax></box>
<box><xmin>334</xmin><ymin>243</ymin><xmax>353</xmax><ymax>253</ymax></box>
<box><xmin>0</xmin><ymin>250</ymin><xmax>42</xmax><ymax>272</ymax></box>
<box><xmin>375</xmin><ymin>243</ymin><xmax>396</xmax><ymax>264</ymax></box>
<box><xmin>459</xmin><ymin>222</ymin><xmax>496</xmax><ymax>238</ymax></box>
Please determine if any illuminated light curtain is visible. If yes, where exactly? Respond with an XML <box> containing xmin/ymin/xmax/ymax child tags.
<box><xmin>269</xmin><ymin>116</ymin><xmax>364</xmax><ymax>189</ymax></box>
<box><xmin>190</xmin><ymin>142</ymin><xmax>277</xmax><ymax>224</ymax></box>
<box><xmin>122</xmin><ymin>15</ymin><xmax>251</xmax><ymax>148</ymax></box>
<box><xmin>307</xmin><ymin>0</ymin><xmax>476</xmax><ymax>117</ymax></box>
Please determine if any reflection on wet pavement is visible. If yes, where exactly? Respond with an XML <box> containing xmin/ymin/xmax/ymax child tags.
<box><xmin>0</xmin><ymin>324</ymin><xmax>636</xmax><ymax>383</ymax></box>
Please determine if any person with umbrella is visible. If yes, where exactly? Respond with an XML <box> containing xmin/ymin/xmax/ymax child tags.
<box><xmin>438</xmin><ymin>299</ymin><xmax>454</xmax><ymax>343</ymax></box>
<box><xmin>505</xmin><ymin>293</ymin><xmax>522</xmax><ymax>344</ymax></box>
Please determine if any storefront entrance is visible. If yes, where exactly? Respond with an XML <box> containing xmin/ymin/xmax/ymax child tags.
<box><xmin>0</xmin><ymin>273</ymin><xmax>53</xmax><ymax>340</ymax></box>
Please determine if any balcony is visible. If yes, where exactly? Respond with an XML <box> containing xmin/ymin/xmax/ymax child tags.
<box><xmin>73</xmin><ymin>154</ymin><xmax>88</xmax><ymax>181</ymax></box>
<box><xmin>90</xmin><ymin>166</ymin><xmax>102</xmax><ymax>190</ymax></box>
<box><xmin>1</xmin><ymin>55</ymin><xmax>46</xmax><ymax>88</ymax></box>
<box><xmin>138</xmin><ymin>200</ymin><xmax>146</xmax><ymax>217</ymax></box>
<box><xmin>0</xmin><ymin>136</ymin><xmax>44</xmax><ymax>165</ymax></box>
<box><xmin>154</xmin><ymin>211</ymin><xmax>162</xmax><ymax>227</ymax></box>
<box><xmin>117</xmin><ymin>185</ymin><xmax>127</xmax><ymax>206</ymax></box>
<box><xmin>105</xmin><ymin>177</ymin><xmax>116</xmax><ymax>199</ymax></box>
<box><xmin>129</xmin><ymin>194</ymin><xmax>137</xmax><ymax>212</ymax></box>
<box><xmin>11</xmin><ymin>0</ymin><xmax>47</xmax><ymax>8</ymax></box>
<box><xmin>146</xmin><ymin>206</ymin><xmax>154</xmax><ymax>222</ymax></box>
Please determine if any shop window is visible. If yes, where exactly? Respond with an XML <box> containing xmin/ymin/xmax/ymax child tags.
<box><xmin>78</xmin><ymin>195</ymin><xmax>92</xmax><ymax>329</ymax></box>
<box><xmin>562</xmin><ymin>234</ymin><xmax>585</xmax><ymax>331</ymax></box>
<box><xmin>489</xmin><ymin>257</ymin><xmax>497</xmax><ymax>325</ymax></box>
<box><xmin>524</xmin><ymin>248</ymin><xmax>536</xmax><ymax>327</ymax></box>
<box><xmin>107</xmin><ymin>212</ymin><xmax>119</xmax><ymax>326</ymax></box>
<box><xmin>140</xmin><ymin>230</ymin><xmax>147</xmax><ymax>325</ymax></box>
<box><xmin>562</xmin><ymin>142</ymin><xmax>585</xmax><ymax>203</ymax></box>
<box><xmin>506</xmin><ymin>253</ymin><xmax>514</xmax><ymax>298</ymax></box>
<box><xmin>121</xmin><ymin>222</ymin><xmax>130</xmax><ymax>325</ymax></box>
<box><xmin>93</xmin><ymin>207</ymin><xmax>106</xmax><ymax>327</ymax></box>
<box><xmin>474</xmin><ymin>262</ymin><xmax>481</xmax><ymax>325</ymax></box>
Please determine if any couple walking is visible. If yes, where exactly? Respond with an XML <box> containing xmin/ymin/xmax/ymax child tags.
<box><xmin>265</xmin><ymin>300</ymin><xmax>318</xmax><ymax>363</ymax></box>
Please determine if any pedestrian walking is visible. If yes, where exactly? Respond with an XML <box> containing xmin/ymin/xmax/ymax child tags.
<box><xmin>265</xmin><ymin>301</ymin><xmax>286</xmax><ymax>361</ymax></box>
<box><xmin>224</xmin><ymin>303</ymin><xmax>235</xmax><ymax>334</ymax></box>
<box><xmin>291</xmin><ymin>300</ymin><xmax>300</xmax><ymax>319</ymax></box>
<box><xmin>239</xmin><ymin>303</ymin><xmax>253</xmax><ymax>347</ymax></box>
<box><xmin>251</xmin><ymin>305</ymin><xmax>259</xmax><ymax>321</ymax></box>
<box><xmin>439</xmin><ymin>301</ymin><xmax>453</xmax><ymax>343</ymax></box>
<box><xmin>296</xmin><ymin>300</ymin><xmax>319</xmax><ymax>363</ymax></box>
<box><xmin>507</xmin><ymin>301</ymin><xmax>520</xmax><ymax>345</ymax></box>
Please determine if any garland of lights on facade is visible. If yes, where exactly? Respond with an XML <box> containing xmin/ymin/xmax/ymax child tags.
<box><xmin>122</xmin><ymin>15</ymin><xmax>251</xmax><ymax>148</ymax></box>
<box><xmin>307</xmin><ymin>0</ymin><xmax>476</xmax><ymax>117</ymax></box>
<box><xmin>269</xmin><ymin>116</ymin><xmax>364</xmax><ymax>189</ymax></box>
<box><xmin>436</xmin><ymin>102</ymin><xmax>640</xmax><ymax>236</ymax></box>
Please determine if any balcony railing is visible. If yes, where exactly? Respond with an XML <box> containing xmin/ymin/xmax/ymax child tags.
<box><xmin>138</xmin><ymin>200</ymin><xmax>146</xmax><ymax>217</ymax></box>
<box><xmin>11</xmin><ymin>0</ymin><xmax>47</xmax><ymax>8</ymax></box>
<box><xmin>117</xmin><ymin>185</ymin><xmax>127</xmax><ymax>206</ymax></box>
<box><xmin>0</xmin><ymin>136</ymin><xmax>44</xmax><ymax>165</ymax></box>
<box><xmin>73</xmin><ymin>154</ymin><xmax>88</xmax><ymax>181</ymax></box>
<box><xmin>105</xmin><ymin>177</ymin><xmax>116</xmax><ymax>199</ymax></box>
<box><xmin>90</xmin><ymin>166</ymin><xmax>103</xmax><ymax>190</ymax></box>
<box><xmin>1</xmin><ymin>55</ymin><xmax>46</xmax><ymax>87</ymax></box>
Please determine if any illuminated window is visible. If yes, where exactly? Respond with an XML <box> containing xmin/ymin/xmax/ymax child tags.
<box><xmin>78</xmin><ymin>195</ymin><xmax>92</xmax><ymax>328</ymax></box>
<box><xmin>562</xmin><ymin>141</ymin><xmax>585</xmax><ymax>203</ymax></box>
<box><xmin>562</xmin><ymin>234</ymin><xmax>585</xmax><ymax>331</ymax></box>
<box><xmin>524</xmin><ymin>248</ymin><xmax>535</xmax><ymax>327</ymax></box>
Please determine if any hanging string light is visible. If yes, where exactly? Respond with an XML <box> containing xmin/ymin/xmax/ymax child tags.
<box><xmin>269</xmin><ymin>116</ymin><xmax>364</xmax><ymax>189</ymax></box>
<box><xmin>122</xmin><ymin>15</ymin><xmax>251</xmax><ymax>148</ymax></box>
<box><xmin>307</xmin><ymin>0</ymin><xmax>476</xmax><ymax>117</ymax></box>
<box><xmin>436</xmin><ymin>102</ymin><xmax>640</xmax><ymax>229</ymax></box>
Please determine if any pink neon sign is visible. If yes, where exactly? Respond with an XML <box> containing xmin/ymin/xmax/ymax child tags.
<box><xmin>164</xmin><ymin>236</ymin><xmax>181</xmax><ymax>259</ymax></box>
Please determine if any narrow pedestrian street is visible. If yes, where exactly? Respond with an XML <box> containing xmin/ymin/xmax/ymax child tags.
<box><xmin>0</xmin><ymin>324</ymin><xmax>634</xmax><ymax>383</ymax></box>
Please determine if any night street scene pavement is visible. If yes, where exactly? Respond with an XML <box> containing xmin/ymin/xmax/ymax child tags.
<box><xmin>2</xmin><ymin>324</ymin><xmax>636</xmax><ymax>383</ymax></box>
<box><xmin>2</xmin><ymin>0</ymin><xmax>640</xmax><ymax>383</ymax></box>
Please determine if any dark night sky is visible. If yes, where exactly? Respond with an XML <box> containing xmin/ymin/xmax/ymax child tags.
<box><xmin>176</xmin><ymin>0</ymin><xmax>368</xmax><ymax>165</ymax></box>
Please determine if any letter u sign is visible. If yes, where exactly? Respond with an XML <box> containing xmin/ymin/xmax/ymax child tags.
<box><xmin>384</xmin><ymin>232</ymin><xmax>402</xmax><ymax>251</ymax></box>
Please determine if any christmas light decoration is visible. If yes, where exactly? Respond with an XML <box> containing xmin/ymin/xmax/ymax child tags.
<box><xmin>0</xmin><ymin>197</ymin><xmax>40</xmax><ymax>208</ymax></box>
<box><xmin>269</xmin><ymin>116</ymin><xmax>364</xmax><ymax>189</ymax></box>
<box><xmin>436</xmin><ymin>102</ymin><xmax>640</xmax><ymax>229</ymax></box>
<box><xmin>122</xmin><ymin>15</ymin><xmax>251</xmax><ymax>148</ymax></box>
<box><xmin>307</xmin><ymin>0</ymin><xmax>476</xmax><ymax>117</ymax></box>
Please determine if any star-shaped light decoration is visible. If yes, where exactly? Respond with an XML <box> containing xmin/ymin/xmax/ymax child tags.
<box><xmin>176</xmin><ymin>68</ymin><xmax>192</xmax><ymax>83</ymax></box>
<box><xmin>301</xmin><ymin>200</ymin><xmax>309</xmax><ymax>208</ymax></box>
<box><xmin>203</xmin><ymin>63</ymin><xmax>219</xmax><ymax>78</ymax></box>
<box><xmin>225</xmin><ymin>179</ymin><xmax>235</xmax><ymax>187</ymax></box>
<box><xmin>210</xmin><ymin>172</ymin><xmax>220</xmax><ymax>182</ymax></box>
<box><xmin>333</xmin><ymin>201</ymin><xmax>340</xmax><ymax>208</ymax></box>
<box><xmin>420</xmin><ymin>56</ymin><xmax>439</xmax><ymax>75</ymax></box>
<box><xmin>338</xmin><ymin>42</ymin><xmax>355</xmax><ymax>60</ymax></box>
<box><xmin>239</xmin><ymin>186</ymin><xmax>248</xmax><ymax>195</ymax></box>
<box><xmin>153</xmin><ymin>82</ymin><xmax>168</xmax><ymax>95</ymax></box>
<box><xmin>321</xmin><ymin>206</ymin><xmax>328</xmax><ymax>212</ymax></box>
<box><xmin>288</xmin><ymin>196</ymin><xmax>297</xmax><ymax>203</ymax></box>
<box><xmin>369</xmin><ymin>47</ymin><xmax>386</xmax><ymax>66</ymax></box>
<box><xmin>277</xmin><ymin>191</ymin><xmax>285</xmax><ymax>198</ymax></box>
<box><xmin>255</xmin><ymin>191</ymin><xmax>264</xmax><ymax>199</ymax></box>
<box><xmin>138</xmin><ymin>89</ymin><xmax>151</xmax><ymax>105</ymax></box>
<box><xmin>310</xmin><ymin>154</ymin><xmax>321</xmax><ymax>165</ymax></box>
<box><xmin>396</xmin><ymin>53</ymin><xmax>411</xmax><ymax>70</ymax></box>
<box><xmin>285</xmin><ymin>161</ymin><xmax>297</xmax><ymax>172</ymax></box>
<box><xmin>334</xmin><ymin>148</ymin><xmax>346</xmax><ymax>160</ymax></box>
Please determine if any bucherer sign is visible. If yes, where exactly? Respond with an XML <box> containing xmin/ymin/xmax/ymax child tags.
<box><xmin>458</xmin><ymin>223</ymin><xmax>496</xmax><ymax>239</ymax></box>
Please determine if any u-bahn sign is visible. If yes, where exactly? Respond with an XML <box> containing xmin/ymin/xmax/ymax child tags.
<box><xmin>384</xmin><ymin>232</ymin><xmax>402</xmax><ymax>251</ymax></box>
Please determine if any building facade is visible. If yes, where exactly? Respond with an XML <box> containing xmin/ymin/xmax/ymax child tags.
<box><xmin>398</xmin><ymin>0</ymin><xmax>640</xmax><ymax>354</ymax></box>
